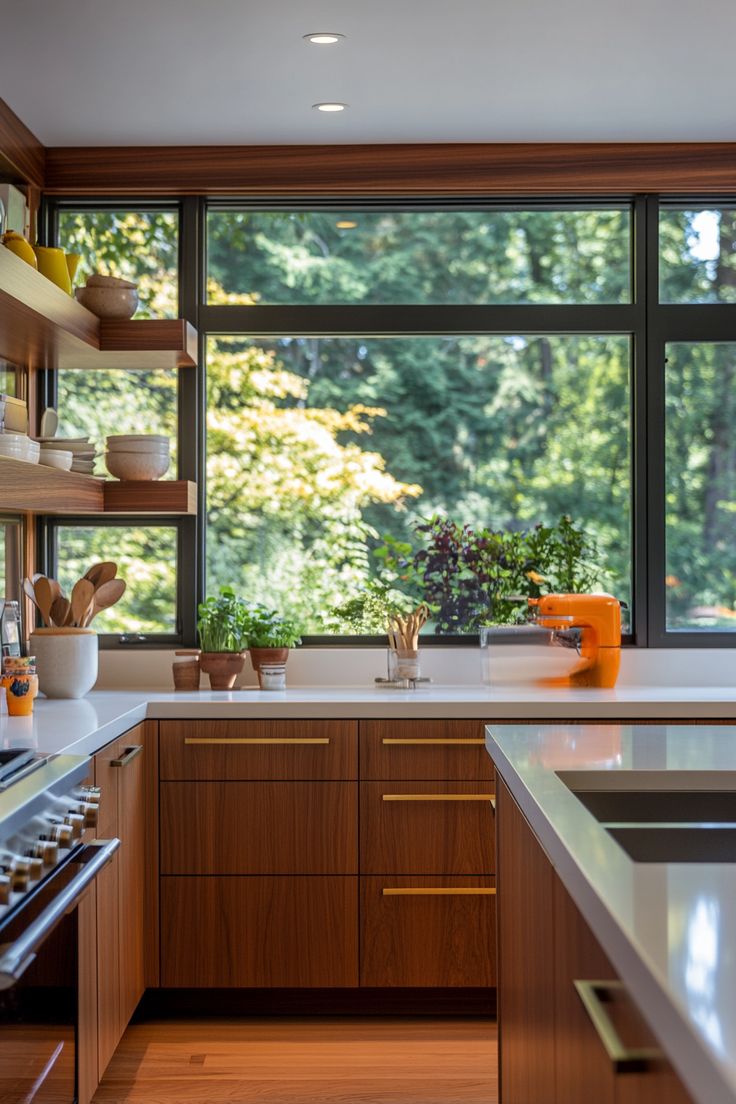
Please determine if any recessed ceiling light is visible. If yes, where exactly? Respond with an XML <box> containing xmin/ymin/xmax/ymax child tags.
<box><xmin>304</xmin><ymin>32</ymin><xmax>345</xmax><ymax>45</ymax></box>
<box><xmin>313</xmin><ymin>102</ymin><xmax>348</xmax><ymax>112</ymax></box>
<box><xmin>336</xmin><ymin>220</ymin><xmax>358</xmax><ymax>229</ymax></box>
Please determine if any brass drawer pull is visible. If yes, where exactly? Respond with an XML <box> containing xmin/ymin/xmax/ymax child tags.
<box><xmin>574</xmin><ymin>980</ymin><xmax>661</xmax><ymax>1072</ymax></box>
<box><xmin>383</xmin><ymin>887</ymin><xmax>496</xmax><ymax>896</ymax></box>
<box><xmin>382</xmin><ymin>793</ymin><xmax>495</xmax><ymax>802</ymax></box>
<box><xmin>382</xmin><ymin>738</ymin><xmax>485</xmax><ymax>746</ymax></box>
<box><xmin>184</xmin><ymin>738</ymin><xmax>330</xmax><ymax>745</ymax></box>
<box><xmin>110</xmin><ymin>745</ymin><xmax>143</xmax><ymax>768</ymax></box>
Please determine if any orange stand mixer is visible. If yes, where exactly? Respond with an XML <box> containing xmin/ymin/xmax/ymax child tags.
<box><xmin>528</xmin><ymin>593</ymin><xmax>622</xmax><ymax>688</ymax></box>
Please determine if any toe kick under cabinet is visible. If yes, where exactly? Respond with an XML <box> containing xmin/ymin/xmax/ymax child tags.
<box><xmin>158</xmin><ymin>719</ymin><xmax>496</xmax><ymax>994</ymax></box>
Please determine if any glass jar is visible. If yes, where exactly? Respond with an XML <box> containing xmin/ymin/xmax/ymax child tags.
<box><xmin>259</xmin><ymin>663</ymin><xmax>287</xmax><ymax>690</ymax></box>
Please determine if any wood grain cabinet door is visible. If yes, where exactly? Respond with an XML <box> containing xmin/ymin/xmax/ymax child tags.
<box><xmin>117</xmin><ymin>732</ymin><xmax>146</xmax><ymax>1029</ymax></box>
<box><xmin>94</xmin><ymin>738</ymin><xmax>122</xmax><ymax>1078</ymax></box>
<box><xmin>159</xmin><ymin>720</ymin><xmax>357</xmax><ymax>780</ymax></box>
<box><xmin>161</xmin><ymin>781</ymin><xmax>358</xmax><ymax>874</ymax></box>
<box><xmin>360</xmin><ymin>720</ymin><xmax>495</xmax><ymax>781</ymax></box>
<box><xmin>161</xmin><ymin>876</ymin><xmax>358</xmax><ymax>987</ymax></box>
<box><xmin>360</xmin><ymin>876</ymin><xmax>496</xmax><ymax>987</ymax></box>
<box><xmin>360</xmin><ymin>782</ymin><xmax>495</xmax><ymax>875</ymax></box>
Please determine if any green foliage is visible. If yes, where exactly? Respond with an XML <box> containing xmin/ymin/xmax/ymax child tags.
<box><xmin>327</xmin><ymin>580</ymin><xmax>415</xmax><ymax>634</ymax></box>
<box><xmin>375</xmin><ymin>514</ymin><xmax>604</xmax><ymax>633</ymax></box>
<box><xmin>241</xmin><ymin>604</ymin><xmax>302</xmax><ymax>648</ymax></box>
<box><xmin>197</xmin><ymin>586</ymin><xmax>248</xmax><ymax>653</ymax></box>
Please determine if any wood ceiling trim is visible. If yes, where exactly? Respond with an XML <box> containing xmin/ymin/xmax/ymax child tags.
<box><xmin>0</xmin><ymin>98</ymin><xmax>45</xmax><ymax>188</ymax></box>
<box><xmin>44</xmin><ymin>142</ymin><xmax>736</xmax><ymax>196</ymax></box>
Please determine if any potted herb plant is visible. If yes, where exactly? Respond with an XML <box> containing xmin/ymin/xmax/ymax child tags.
<box><xmin>197</xmin><ymin>586</ymin><xmax>248</xmax><ymax>689</ymax></box>
<box><xmin>242</xmin><ymin>604</ymin><xmax>301</xmax><ymax>683</ymax></box>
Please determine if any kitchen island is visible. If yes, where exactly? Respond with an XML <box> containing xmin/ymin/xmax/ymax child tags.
<box><xmin>486</xmin><ymin>721</ymin><xmax>736</xmax><ymax>1104</ymax></box>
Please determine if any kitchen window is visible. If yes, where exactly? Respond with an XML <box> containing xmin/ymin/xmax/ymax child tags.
<box><xmin>42</xmin><ymin>194</ymin><xmax>736</xmax><ymax>646</ymax></box>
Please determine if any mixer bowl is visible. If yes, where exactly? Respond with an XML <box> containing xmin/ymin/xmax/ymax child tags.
<box><xmin>480</xmin><ymin>624</ymin><xmax>586</xmax><ymax>686</ymax></box>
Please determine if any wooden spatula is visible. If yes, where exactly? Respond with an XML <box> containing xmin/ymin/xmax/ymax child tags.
<box><xmin>70</xmin><ymin>578</ymin><xmax>95</xmax><ymax>628</ymax></box>
<box><xmin>85</xmin><ymin>578</ymin><xmax>126</xmax><ymax>626</ymax></box>
<box><xmin>84</xmin><ymin>561</ymin><xmax>118</xmax><ymax>588</ymax></box>
<box><xmin>33</xmin><ymin>576</ymin><xmax>55</xmax><ymax>628</ymax></box>
<box><xmin>50</xmin><ymin>595</ymin><xmax>72</xmax><ymax>628</ymax></box>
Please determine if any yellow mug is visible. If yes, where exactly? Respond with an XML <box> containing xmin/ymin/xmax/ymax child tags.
<box><xmin>2</xmin><ymin>672</ymin><xmax>38</xmax><ymax>716</ymax></box>
<box><xmin>33</xmin><ymin>245</ymin><xmax>73</xmax><ymax>294</ymax></box>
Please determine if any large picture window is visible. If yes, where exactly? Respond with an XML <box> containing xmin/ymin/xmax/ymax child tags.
<box><xmin>44</xmin><ymin>195</ymin><xmax>736</xmax><ymax>646</ymax></box>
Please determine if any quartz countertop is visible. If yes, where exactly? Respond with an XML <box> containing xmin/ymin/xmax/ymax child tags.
<box><xmin>486</xmin><ymin>721</ymin><xmax>736</xmax><ymax>1104</ymax></box>
<box><xmin>0</xmin><ymin>684</ymin><xmax>736</xmax><ymax>759</ymax></box>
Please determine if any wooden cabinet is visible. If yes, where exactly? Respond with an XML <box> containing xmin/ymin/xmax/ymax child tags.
<box><xmin>159</xmin><ymin>719</ymin><xmax>357</xmax><ymax>780</ymax></box>
<box><xmin>360</xmin><ymin>782</ymin><xmax>495</xmax><ymax>875</ymax></box>
<box><xmin>358</xmin><ymin>719</ymin><xmax>496</xmax><ymax>990</ymax></box>
<box><xmin>361</xmin><ymin>877</ymin><xmax>496</xmax><ymax>987</ymax></box>
<box><xmin>161</xmin><ymin>780</ymin><xmax>358</xmax><ymax>874</ymax></box>
<box><xmin>94</xmin><ymin>725</ymin><xmax>147</xmax><ymax>1078</ymax></box>
<box><xmin>495</xmin><ymin>776</ymin><xmax>694</xmax><ymax>1104</ymax></box>
<box><xmin>360</xmin><ymin>719</ymin><xmax>494</xmax><ymax>780</ymax></box>
<box><xmin>161</xmin><ymin>876</ymin><xmax>358</xmax><ymax>987</ymax></box>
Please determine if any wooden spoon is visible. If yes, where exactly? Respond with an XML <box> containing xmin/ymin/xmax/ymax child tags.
<box><xmin>84</xmin><ymin>561</ymin><xmax>118</xmax><ymax>589</ymax></box>
<box><xmin>33</xmin><ymin>576</ymin><xmax>55</xmax><ymax>628</ymax></box>
<box><xmin>23</xmin><ymin>577</ymin><xmax>41</xmax><ymax>613</ymax></box>
<box><xmin>85</xmin><ymin>578</ymin><xmax>126</xmax><ymax>626</ymax></box>
<box><xmin>70</xmin><ymin>578</ymin><xmax>95</xmax><ymax>628</ymax></box>
<box><xmin>50</xmin><ymin>595</ymin><xmax>72</xmax><ymax>628</ymax></box>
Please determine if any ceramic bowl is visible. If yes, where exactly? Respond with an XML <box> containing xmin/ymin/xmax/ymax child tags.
<box><xmin>105</xmin><ymin>450</ymin><xmax>170</xmax><ymax>481</ymax></box>
<box><xmin>106</xmin><ymin>434</ymin><xmax>170</xmax><ymax>453</ymax></box>
<box><xmin>75</xmin><ymin>285</ymin><xmax>139</xmax><ymax>320</ymax></box>
<box><xmin>40</xmin><ymin>449</ymin><xmax>73</xmax><ymax>471</ymax></box>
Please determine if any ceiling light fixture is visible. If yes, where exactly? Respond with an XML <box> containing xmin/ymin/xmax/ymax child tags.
<box><xmin>336</xmin><ymin>220</ymin><xmax>358</xmax><ymax>229</ymax></box>
<box><xmin>312</xmin><ymin>102</ymin><xmax>348</xmax><ymax>112</ymax></box>
<box><xmin>304</xmin><ymin>32</ymin><xmax>345</xmax><ymax>45</ymax></box>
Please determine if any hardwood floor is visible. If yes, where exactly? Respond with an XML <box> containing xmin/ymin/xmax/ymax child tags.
<box><xmin>92</xmin><ymin>1017</ymin><xmax>497</xmax><ymax>1103</ymax></box>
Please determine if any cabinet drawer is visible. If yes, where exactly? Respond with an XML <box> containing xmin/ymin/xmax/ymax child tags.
<box><xmin>161</xmin><ymin>781</ymin><xmax>357</xmax><ymax>874</ymax></box>
<box><xmin>360</xmin><ymin>876</ymin><xmax>496</xmax><ymax>987</ymax></box>
<box><xmin>360</xmin><ymin>782</ymin><xmax>495</xmax><ymax>875</ymax></box>
<box><xmin>160</xmin><ymin>720</ymin><xmax>357</xmax><ymax>780</ymax></box>
<box><xmin>161</xmin><ymin>876</ymin><xmax>358</xmax><ymax>987</ymax></box>
<box><xmin>360</xmin><ymin>720</ymin><xmax>495</xmax><ymax>780</ymax></box>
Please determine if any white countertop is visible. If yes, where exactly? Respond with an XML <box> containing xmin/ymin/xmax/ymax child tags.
<box><xmin>486</xmin><ymin>721</ymin><xmax>736</xmax><ymax>1104</ymax></box>
<box><xmin>0</xmin><ymin>684</ymin><xmax>736</xmax><ymax>758</ymax></box>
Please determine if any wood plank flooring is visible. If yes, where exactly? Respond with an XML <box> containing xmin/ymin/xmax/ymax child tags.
<box><xmin>92</xmin><ymin>1017</ymin><xmax>497</xmax><ymax>1104</ymax></box>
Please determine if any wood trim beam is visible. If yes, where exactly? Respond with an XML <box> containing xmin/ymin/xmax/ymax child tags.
<box><xmin>44</xmin><ymin>142</ymin><xmax>736</xmax><ymax>196</ymax></box>
<box><xmin>0</xmin><ymin>98</ymin><xmax>45</xmax><ymax>188</ymax></box>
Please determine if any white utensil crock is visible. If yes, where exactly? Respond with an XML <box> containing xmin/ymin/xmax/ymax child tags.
<box><xmin>30</xmin><ymin>628</ymin><xmax>98</xmax><ymax>699</ymax></box>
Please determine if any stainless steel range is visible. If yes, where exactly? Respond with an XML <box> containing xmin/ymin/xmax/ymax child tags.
<box><xmin>0</xmin><ymin>748</ymin><xmax>119</xmax><ymax>1103</ymax></box>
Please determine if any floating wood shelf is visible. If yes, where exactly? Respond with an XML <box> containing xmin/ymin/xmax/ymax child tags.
<box><xmin>0</xmin><ymin>458</ymin><xmax>197</xmax><ymax>516</ymax></box>
<box><xmin>0</xmin><ymin>457</ymin><xmax>104</xmax><ymax>512</ymax></box>
<box><xmin>103</xmin><ymin>480</ymin><xmax>197</xmax><ymax>515</ymax></box>
<box><xmin>0</xmin><ymin>247</ymin><xmax>198</xmax><ymax>370</ymax></box>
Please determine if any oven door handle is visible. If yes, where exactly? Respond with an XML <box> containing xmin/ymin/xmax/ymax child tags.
<box><xmin>0</xmin><ymin>838</ymin><xmax>120</xmax><ymax>990</ymax></box>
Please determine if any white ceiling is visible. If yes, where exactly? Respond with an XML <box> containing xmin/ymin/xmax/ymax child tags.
<box><xmin>1</xmin><ymin>0</ymin><xmax>735</xmax><ymax>145</ymax></box>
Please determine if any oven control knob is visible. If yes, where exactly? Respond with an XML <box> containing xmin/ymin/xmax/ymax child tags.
<box><xmin>80</xmin><ymin>802</ymin><xmax>99</xmax><ymax>829</ymax></box>
<box><xmin>46</xmin><ymin>821</ymin><xmax>73</xmax><ymax>848</ymax></box>
<box><xmin>64</xmin><ymin>812</ymin><xmax>85</xmax><ymax>838</ymax></box>
<box><xmin>24</xmin><ymin>854</ymin><xmax>44</xmax><ymax>880</ymax></box>
<box><xmin>79</xmin><ymin>785</ymin><xmax>101</xmax><ymax>805</ymax></box>
<box><xmin>33</xmin><ymin>838</ymin><xmax>59</xmax><ymax>865</ymax></box>
<box><xmin>0</xmin><ymin>873</ymin><xmax>10</xmax><ymax>905</ymax></box>
<box><xmin>10</xmin><ymin>861</ymin><xmax>30</xmax><ymax>891</ymax></box>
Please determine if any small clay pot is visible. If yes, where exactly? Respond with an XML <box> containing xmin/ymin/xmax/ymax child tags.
<box><xmin>249</xmin><ymin>647</ymin><xmax>289</xmax><ymax>675</ymax></box>
<box><xmin>198</xmin><ymin>651</ymin><xmax>245</xmax><ymax>690</ymax></box>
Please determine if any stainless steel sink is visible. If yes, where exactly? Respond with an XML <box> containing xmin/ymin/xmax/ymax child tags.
<box><xmin>605</xmin><ymin>825</ymin><xmax>736</xmax><ymax>863</ymax></box>
<box><xmin>569</xmin><ymin>789</ymin><xmax>736</xmax><ymax>823</ymax></box>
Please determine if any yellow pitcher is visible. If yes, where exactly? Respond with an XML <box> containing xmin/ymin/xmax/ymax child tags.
<box><xmin>32</xmin><ymin>245</ymin><xmax>81</xmax><ymax>295</ymax></box>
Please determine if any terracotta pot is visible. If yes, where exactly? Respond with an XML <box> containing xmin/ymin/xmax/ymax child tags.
<box><xmin>198</xmin><ymin>651</ymin><xmax>245</xmax><ymax>690</ymax></box>
<box><xmin>249</xmin><ymin>647</ymin><xmax>289</xmax><ymax>673</ymax></box>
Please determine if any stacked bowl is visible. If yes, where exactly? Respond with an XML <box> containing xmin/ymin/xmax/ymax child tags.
<box><xmin>0</xmin><ymin>433</ymin><xmax>40</xmax><ymax>463</ymax></box>
<box><xmin>38</xmin><ymin>437</ymin><xmax>98</xmax><ymax>474</ymax></box>
<box><xmin>105</xmin><ymin>435</ymin><xmax>170</xmax><ymax>481</ymax></box>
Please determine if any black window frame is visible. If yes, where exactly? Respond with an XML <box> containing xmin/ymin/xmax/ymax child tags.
<box><xmin>39</xmin><ymin>192</ymin><xmax>736</xmax><ymax>648</ymax></box>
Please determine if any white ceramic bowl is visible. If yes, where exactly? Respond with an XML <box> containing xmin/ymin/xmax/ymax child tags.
<box><xmin>40</xmin><ymin>449</ymin><xmax>73</xmax><ymax>471</ymax></box>
<box><xmin>105</xmin><ymin>450</ymin><xmax>170</xmax><ymax>481</ymax></box>
<box><xmin>106</xmin><ymin>434</ymin><xmax>170</xmax><ymax>453</ymax></box>
<box><xmin>75</xmin><ymin>285</ymin><xmax>139</xmax><ymax>320</ymax></box>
